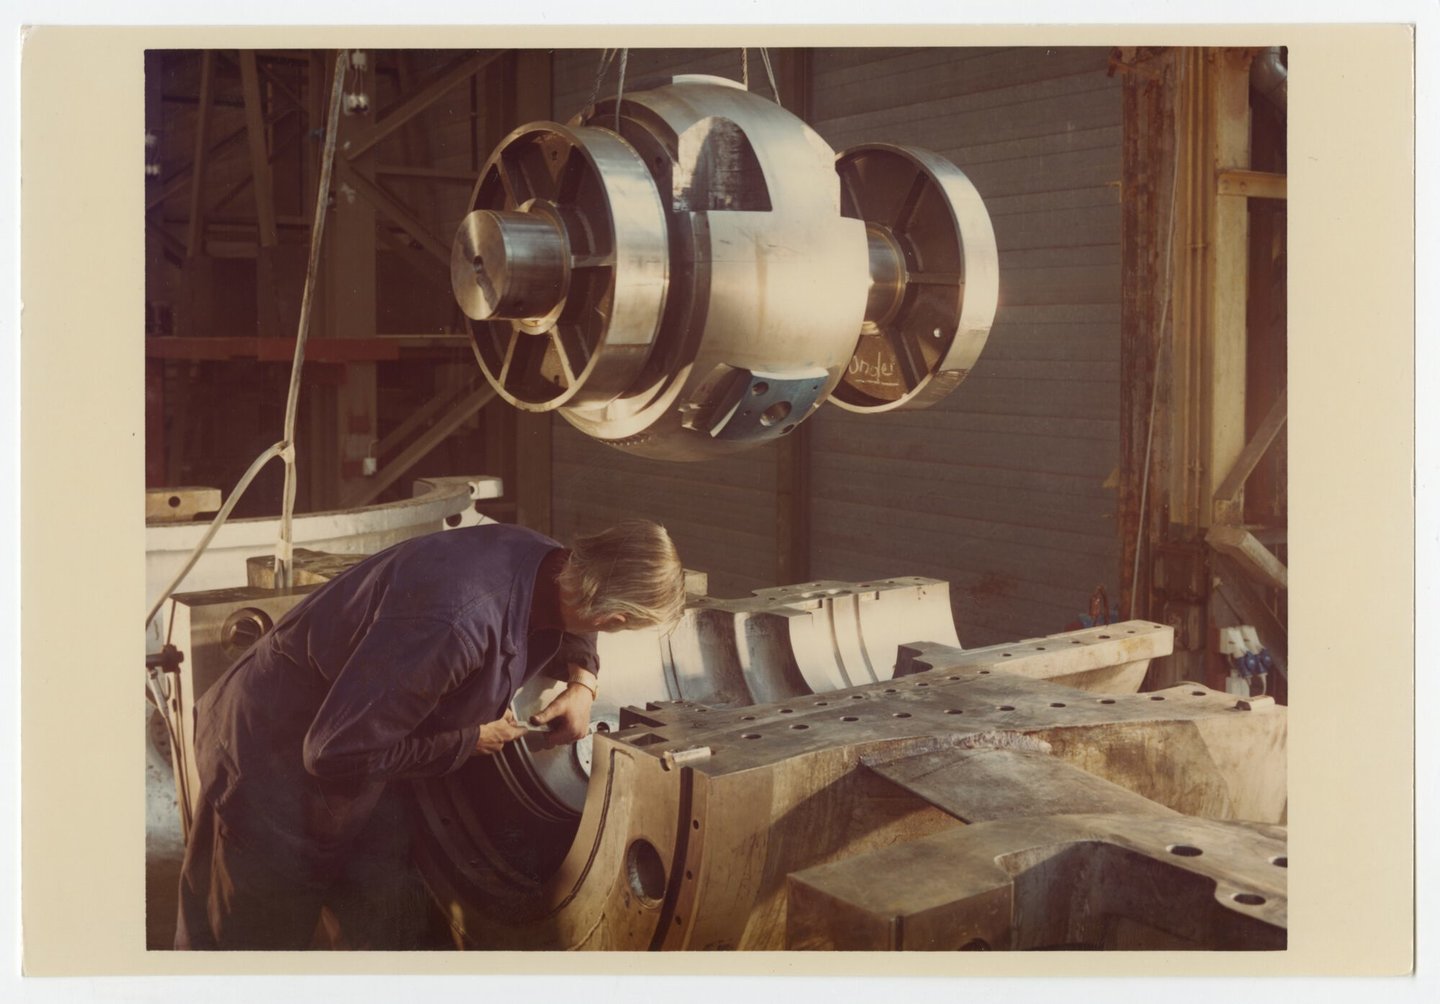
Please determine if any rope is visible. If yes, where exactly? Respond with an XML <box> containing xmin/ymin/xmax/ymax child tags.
<box><xmin>144</xmin><ymin>49</ymin><xmax>350</xmax><ymax>624</ymax></box>
<box><xmin>144</xmin><ymin>441</ymin><xmax>289</xmax><ymax>628</ymax></box>
<box><xmin>742</xmin><ymin>48</ymin><xmax>749</xmax><ymax>90</ymax></box>
<box><xmin>277</xmin><ymin>49</ymin><xmax>351</xmax><ymax>590</ymax></box>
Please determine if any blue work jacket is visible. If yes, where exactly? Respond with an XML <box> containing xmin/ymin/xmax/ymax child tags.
<box><xmin>191</xmin><ymin>523</ymin><xmax>598</xmax><ymax>878</ymax></box>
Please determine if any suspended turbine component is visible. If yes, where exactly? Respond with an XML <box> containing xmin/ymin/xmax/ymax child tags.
<box><xmin>451</xmin><ymin>74</ymin><xmax>1000</xmax><ymax>460</ymax></box>
<box><xmin>831</xmin><ymin>144</ymin><xmax>999</xmax><ymax>413</ymax></box>
<box><xmin>451</xmin><ymin>123</ymin><xmax>670</xmax><ymax>411</ymax></box>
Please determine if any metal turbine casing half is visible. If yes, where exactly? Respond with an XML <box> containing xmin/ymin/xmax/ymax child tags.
<box><xmin>451</xmin><ymin>74</ymin><xmax>999</xmax><ymax>461</ymax></box>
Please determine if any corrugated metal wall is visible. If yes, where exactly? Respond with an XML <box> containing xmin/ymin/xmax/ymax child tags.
<box><xmin>549</xmin><ymin>49</ymin><xmax>784</xmax><ymax>600</ymax></box>
<box><xmin>544</xmin><ymin>48</ymin><xmax>1123</xmax><ymax>636</ymax></box>
<box><xmin>806</xmin><ymin>47</ymin><xmax>1123</xmax><ymax>644</ymax></box>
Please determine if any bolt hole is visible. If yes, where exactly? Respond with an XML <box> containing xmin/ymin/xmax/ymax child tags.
<box><xmin>1000</xmin><ymin>653</ymin><xmax>1011</xmax><ymax>658</ymax></box>
<box><xmin>980</xmin><ymin>670</ymin><xmax>991</xmax><ymax>675</ymax></box>
<box><xmin>741</xmin><ymin>733</ymin><xmax>761</xmax><ymax>740</ymax></box>
<box><xmin>1070</xmin><ymin>639</ymin><xmax>1081</xmax><ymax>645</ymax></box>
<box><xmin>841</xmin><ymin>715</ymin><xmax>859</xmax><ymax>722</ymax></box>
<box><xmin>1036</xmin><ymin>646</ymin><xmax>1046</xmax><ymax>651</ymax></box>
<box><xmin>948</xmin><ymin>676</ymin><xmax>961</xmax><ymax>681</ymax></box>
<box><xmin>997</xmin><ymin>705</ymin><xmax>1015</xmax><ymax>712</ymax></box>
<box><xmin>1191</xmin><ymin>690</ymin><xmax>1207</xmax><ymax>696</ymax></box>
<box><xmin>1150</xmin><ymin>695</ymin><xmax>1166</xmax><ymax>701</ymax></box>
<box><xmin>445</xmin><ymin>513</ymin><xmax>463</xmax><ymax>527</ymax></box>
<box><xmin>751</xmin><ymin>381</ymin><xmax>770</xmax><ymax>396</ymax></box>
<box><xmin>790</xmin><ymin>723</ymin><xmax>810</xmax><ymax>730</ymax></box>
<box><xmin>780</xmin><ymin>708</ymin><xmax>794</xmax><ymax>714</ymax></box>
<box><xmin>944</xmin><ymin>708</ymin><xmax>964</xmax><ymax>715</ymax></box>
<box><xmin>685</xmin><ymin>870</ymin><xmax>694</xmax><ymax>880</ymax></box>
<box><xmin>1050</xmin><ymin>702</ymin><xmax>1066</xmax><ymax>708</ymax></box>
<box><xmin>167</xmin><ymin>495</ymin><xmax>181</xmax><ymax>508</ymax></box>
<box><xmin>692</xmin><ymin>819</ymin><xmax>700</xmax><ymax>830</ymax></box>
<box><xmin>884</xmin><ymin>688</ymin><xmax>898</xmax><ymax>693</ymax></box>
<box><xmin>1168</xmin><ymin>845</ymin><xmax>1203</xmax><ymax>857</ymax></box>
<box><xmin>814</xmin><ymin>701</ymin><xmax>829</xmax><ymax>706</ymax></box>
<box><xmin>759</xmin><ymin>401</ymin><xmax>792</xmax><ymax>427</ymax></box>
<box><xmin>740</xmin><ymin>715</ymin><xmax>756</xmax><ymax>721</ymax></box>
<box><xmin>1098</xmin><ymin>634</ymin><xmax>1111</xmax><ymax>639</ymax></box>
<box><xmin>851</xmin><ymin>694</ymin><xmax>865</xmax><ymax>700</ymax></box>
<box><xmin>1099</xmin><ymin>699</ymin><xmax>1116</xmax><ymax>705</ymax></box>
<box><xmin>1272</xmin><ymin>856</ymin><xmax>1288</xmax><ymax>868</ymax></box>
<box><xmin>626</xmin><ymin>839</ymin><xmax>667</xmax><ymax>906</ymax></box>
<box><xmin>892</xmin><ymin>712</ymin><xmax>912</xmax><ymax>719</ymax></box>
<box><xmin>1233</xmin><ymin>893</ymin><xmax>1266</xmax><ymax>906</ymax></box>
<box><xmin>916</xmin><ymin>682</ymin><xmax>929</xmax><ymax>688</ymax></box>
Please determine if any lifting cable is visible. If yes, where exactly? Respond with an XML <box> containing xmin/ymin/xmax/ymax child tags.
<box><xmin>741</xmin><ymin>48</ymin><xmax>782</xmax><ymax>107</ymax></box>
<box><xmin>143</xmin><ymin>50</ymin><xmax>350</xmax><ymax>630</ymax></box>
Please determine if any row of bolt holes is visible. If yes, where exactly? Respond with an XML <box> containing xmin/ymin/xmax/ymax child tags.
<box><xmin>1168</xmin><ymin>844</ymin><xmax>1287</xmax><ymax>906</ymax></box>
<box><xmin>732</xmin><ymin>687</ymin><xmax>1211</xmax><ymax>739</ymax></box>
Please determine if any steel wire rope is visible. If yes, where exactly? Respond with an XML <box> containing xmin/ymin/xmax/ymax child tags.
<box><xmin>276</xmin><ymin>49</ymin><xmax>352</xmax><ymax>589</ymax></box>
<box><xmin>143</xmin><ymin>50</ymin><xmax>350</xmax><ymax>627</ymax></box>
<box><xmin>758</xmin><ymin>47</ymin><xmax>781</xmax><ymax>107</ymax></box>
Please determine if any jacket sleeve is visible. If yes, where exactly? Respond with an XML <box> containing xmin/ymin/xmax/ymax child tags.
<box><xmin>556</xmin><ymin>631</ymin><xmax>599</xmax><ymax>677</ymax></box>
<box><xmin>301</xmin><ymin>616</ymin><xmax>482</xmax><ymax>782</ymax></box>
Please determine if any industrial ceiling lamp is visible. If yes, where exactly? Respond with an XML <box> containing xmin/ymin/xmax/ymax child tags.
<box><xmin>451</xmin><ymin>74</ymin><xmax>1000</xmax><ymax>461</ymax></box>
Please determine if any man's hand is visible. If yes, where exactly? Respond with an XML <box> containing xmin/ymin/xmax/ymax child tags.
<box><xmin>474</xmin><ymin>709</ymin><xmax>528</xmax><ymax>755</ymax></box>
<box><xmin>531</xmin><ymin>682</ymin><xmax>595</xmax><ymax>747</ymax></box>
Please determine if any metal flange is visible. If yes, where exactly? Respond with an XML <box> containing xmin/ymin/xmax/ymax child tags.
<box><xmin>455</xmin><ymin>123</ymin><xmax>669</xmax><ymax>411</ymax></box>
<box><xmin>830</xmin><ymin>144</ymin><xmax>1000</xmax><ymax>413</ymax></box>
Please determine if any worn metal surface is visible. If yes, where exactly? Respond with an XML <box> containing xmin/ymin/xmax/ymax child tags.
<box><xmin>413</xmin><ymin>619</ymin><xmax>1293</xmax><ymax>951</ymax></box>
<box><xmin>787</xmin><ymin>812</ymin><xmax>1286</xmax><ymax>950</ymax></box>
<box><xmin>146</xmin><ymin>486</ymin><xmax>222</xmax><ymax>522</ymax></box>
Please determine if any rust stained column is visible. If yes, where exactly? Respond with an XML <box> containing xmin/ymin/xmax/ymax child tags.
<box><xmin>1117</xmin><ymin>47</ymin><xmax>1174</xmax><ymax>624</ymax></box>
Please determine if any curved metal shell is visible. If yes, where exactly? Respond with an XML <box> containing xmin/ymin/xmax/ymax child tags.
<box><xmin>830</xmin><ymin>143</ymin><xmax>1000</xmax><ymax>413</ymax></box>
<box><xmin>461</xmin><ymin>122</ymin><xmax>670</xmax><ymax>412</ymax></box>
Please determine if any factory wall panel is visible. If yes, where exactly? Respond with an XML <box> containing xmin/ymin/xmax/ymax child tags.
<box><xmin>551</xmin><ymin>423</ymin><xmax>781</xmax><ymax>599</ymax></box>
<box><xmin>807</xmin><ymin>46</ymin><xmax>1123</xmax><ymax>646</ymax></box>
<box><xmin>548</xmin><ymin>49</ymin><xmax>784</xmax><ymax>600</ymax></box>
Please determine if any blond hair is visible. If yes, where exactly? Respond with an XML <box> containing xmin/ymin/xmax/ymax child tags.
<box><xmin>559</xmin><ymin>520</ymin><xmax>686</xmax><ymax>629</ymax></box>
